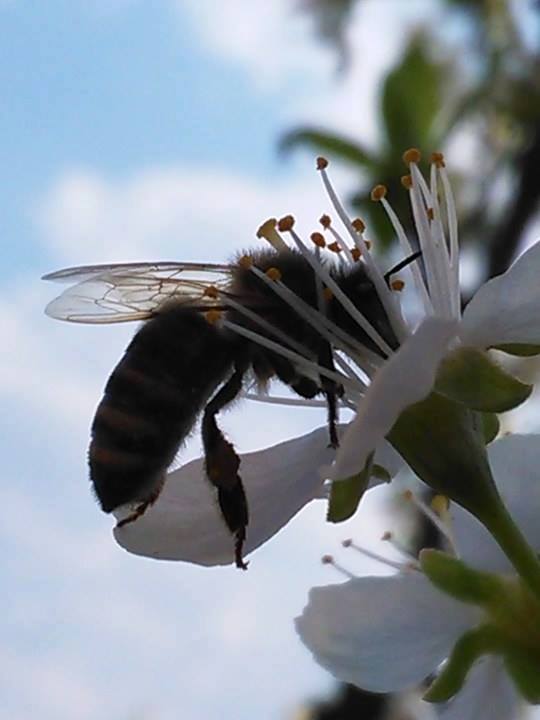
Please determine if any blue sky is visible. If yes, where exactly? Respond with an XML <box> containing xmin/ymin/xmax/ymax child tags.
<box><xmin>4</xmin><ymin>2</ymin><xmax>539</xmax><ymax>720</ymax></box>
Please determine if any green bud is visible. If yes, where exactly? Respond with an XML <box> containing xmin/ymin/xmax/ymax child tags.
<box><xmin>436</xmin><ymin>347</ymin><xmax>532</xmax><ymax>413</ymax></box>
<box><xmin>327</xmin><ymin>452</ymin><xmax>374</xmax><ymax>523</ymax></box>
<box><xmin>481</xmin><ymin>412</ymin><xmax>500</xmax><ymax>444</ymax></box>
<box><xmin>504</xmin><ymin>645</ymin><xmax>540</xmax><ymax>703</ymax></box>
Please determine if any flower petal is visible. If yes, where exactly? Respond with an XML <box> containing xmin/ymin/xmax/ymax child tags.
<box><xmin>330</xmin><ymin>317</ymin><xmax>459</xmax><ymax>480</ymax></box>
<box><xmin>452</xmin><ymin>434</ymin><xmax>540</xmax><ymax>572</ymax></box>
<box><xmin>434</xmin><ymin>657</ymin><xmax>521</xmax><ymax>720</ymax></box>
<box><xmin>461</xmin><ymin>241</ymin><xmax>540</xmax><ymax>348</ymax></box>
<box><xmin>296</xmin><ymin>572</ymin><xmax>476</xmax><ymax>693</ymax></box>
<box><xmin>113</xmin><ymin>426</ymin><xmax>336</xmax><ymax>566</ymax></box>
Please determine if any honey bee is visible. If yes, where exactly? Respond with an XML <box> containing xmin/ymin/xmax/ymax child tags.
<box><xmin>44</xmin><ymin>240</ymin><xmax>409</xmax><ymax>568</ymax></box>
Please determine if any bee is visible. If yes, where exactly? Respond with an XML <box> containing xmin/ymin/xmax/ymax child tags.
<box><xmin>44</xmin><ymin>234</ymin><xmax>410</xmax><ymax>569</ymax></box>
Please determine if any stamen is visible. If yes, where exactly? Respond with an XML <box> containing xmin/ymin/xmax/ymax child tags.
<box><xmin>403</xmin><ymin>491</ymin><xmax>458</xmax><ymax>555</ymax></box>
<box><xmin>239</xmin><ymin>255</ymin><xmax>253</xmax><ymax>269</ymax></box>
<box><xmin>316</xmin><ymin>156</ymin><xmax>329</xmax><ymax>170</ymax></box>
<box><xmin>390</xmin><ymin>279</ymin><xmax>405</xmax><ymax>292</ymax></box>
<box><xmin>370</xmin><ymin>184</ymin><xmax>387</xmax><ymax>201</ymax></box>
<box><xmin>431</xmin><ymin>151</ymin><xmax>446</xmax><ymax>168</ymax></box>
<box><xmin>351</xmin><ymin>247</ymin><xmax>362</xmax><ymax>262</ymax></box>
<box><xmin>319</xmin><ymin>214</ymin><xmax>332</xmax><ymax>229</ymax></box>
<box><xmin>256</xmin><ymin>218</ymin><xmax>290</xmax><ymax>252</ymax></box>
<box><xmin>266</xmin><ymin>267</ymin><xmax>282</xmax><ymax>282</ymax></box>
<box><xmin>401</xmin><ymin>174</ymin><xmax>413</xmax><ymax>190</ymax></box>
<box><xmin>310</xmin><ymin>231</ymin><xmax>326</xmax><ymax>248</ymax></box>
<box><xmin>403</xmin><ymin>148</ymin><xmax>422</xmax><ymax>165</ymax></box>
<box><xmin>436</xmin><ymin>161</ymin><xmax>460</xmax><ymax>316</ymax></box>
<box><xmin>205</xmin><ymin>310</ymin><xmax>222</xmax><ymax>325</ymax></box>
<box><xmin>317</xmin><ymin>163</ymin><xmax>407</xmax><ymax>342</ymax></box>
<box><xmin>381</xmin><ymin>531</ymin><xmax>419</xmax><ymax>563</ymax></box>
<box><xmin>342</xmin><ymin>538</ymin><xmax>419</xmax><ymax>572</ymax></box>
<box><xmin>321</xmin><ymin>554</ymin><xmax>355</xmax><ymax>579</ymax></box>
<box><xmin>351</xmin><ymin>218</ymin><xmax>365</xmax><ymax>233</ymax></box>
<box><xmin>203</xmin><ymin>285</ymin><xmax>220</xmax><ymax>299</ymax></box>
<box><xmin>327</xmin><ymin>226</ymin><xmax>355</xmax><ymax>263</ymax></box>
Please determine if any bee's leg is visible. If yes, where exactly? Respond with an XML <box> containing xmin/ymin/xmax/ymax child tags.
<box><xmin>318</xmin><ymin>341</ymin><xmax>343</xmax><ymax>449</ymax></box>
<box><xmin>267</xmin><ymin>353</ymin><xmax>319</xmax><ymax>398</ymax></box>
<box><xmin>202</xmin><ymin>360</ymin><xmax>249</xmax><ymax>570</ymax></box>
<box><xmin>115</xmin><ymin>477</ymin><xmax>165</xmax><ymax>528</ymax></box>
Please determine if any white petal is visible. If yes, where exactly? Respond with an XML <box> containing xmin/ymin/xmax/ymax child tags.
<box><xmin>452</xmin><ymin>434</ymin><xmax>540</xmax><ymax>572</ymax></box>
<box><xmin>461</xmin><ymin>241</ymin><xmax>540</xmax><ymax>348</ymax></box>
<box><xmin>114</xmin><ymin>426</ymin><xmax>336</xmax><ymax>566</ymax></box>
<box><xmin>330</xmin><ymin>317</ymin><xmax>459</xmax><ymax>480</ymax></box>
<box><xmin>434</xmin><ymin>657</ymin><xmax>521</xmax><ymax>720</ymax></box>
<box><xmin>296</xmin><ymin>572</ymin><xmax>477</xmax><ymax>693</ymax></box>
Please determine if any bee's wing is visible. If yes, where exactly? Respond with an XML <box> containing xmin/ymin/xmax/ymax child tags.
<box><xmin>43</xmin><ymin>261</ymin><xmax>234</xmax><ymax>324</ymax></box>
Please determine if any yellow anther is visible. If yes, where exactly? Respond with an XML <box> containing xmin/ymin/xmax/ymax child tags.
<box><xmin>266</xmin><ymin>267</ymin><xmax>282</xmax><ymax>282</ymax></box>
<box><xmin>328</xmin><ymin>241</ymin><xmax>342</xmax><ymax>254</ymax></box>
<box><xmin>205</xmin><ymin>309</ymin><xmax>222</xmax><ymax>325</ymax></box>
<box><xmin>277</xmin><ymin>214</ymin><xmax>295</xmax><ymax>232</ymax></box>
<box><xmin>319</xmin><ymin>214</ymin><xmax>332</xmax><ymax>229</ymax></box>
<box><xmin>310</xmin><ymin>231</ymin><xmax>326</xmax><ymax>248</ymax></box>
<box><xmin>391</xmin><ymin>279</ymin><xmax>405</xmax><ymax>292</ymax></box>
<box><xmin>351</xmin><ymin>247</ymin><xmax>362</xmax><ymax>262</ymax></box>
<box><xmin>431</xmin><ymin>151</ymin><xmax>446</xmax><ymax>168</ymax></box>
<box><xmin>351</xmin><ymin>218</ymin><xmax>365</xmax><ymax>233</ymax></box>
<box><xmin>203</xmin><ymin>285</ymin><xmax>219</xmax><ymax>299</ymax></box>
<box><xmin>427</xmin><ymin>207</ymin><xmax>434</xmax><ymax>221</ymax></box>
<box><xmin>370</xmin><ymin>184</ymin><xmax>387</xmax><ymax>201</ymax></box>
<box><xmin>239</xmin><ymin>255</ymin><xmax>253</xmax><ymax>269</ymax></box>
<box><xmin>316</xmin><ymin>156</ymin><xmax>329</xmax><ymax>170</ymax></box>
<box><xmin>401</xmin><ymin>174</ymin><xmax>413</xmax><ymax>190</ymax></box>
<box><xmin>431</xmin><ymin>495</ymin><xmax>450</xmax><ymax>515</ymax></box>
<box><xmin>256</xmin><ymin>217</ymin><xmax>277</xmax><ymax>239</ymax></box>
<box><xmin>403</xmin><ymin>148</ymin><xmax>422</xmax><ymax>165</ymax></box>
<box><xmin>323</xmin><ymin>287</ymin><xmax>333</xmax><ymax>301</ymax></box>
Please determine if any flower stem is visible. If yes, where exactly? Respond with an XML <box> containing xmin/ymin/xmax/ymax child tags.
<box><xmin>480</xmin><ymin>496</ymin><xmax>540</xmax><ymax>601</ymax></box>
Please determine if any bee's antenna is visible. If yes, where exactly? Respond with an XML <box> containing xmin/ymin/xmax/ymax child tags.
<box><xmin>384</xmin><ymin>250</ymin><xmax>422</xmax><ymax>285</ymax></box>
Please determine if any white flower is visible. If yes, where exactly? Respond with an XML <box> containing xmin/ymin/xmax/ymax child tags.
<box><xmin>296</xmin><ymin>434</ymin><xmax>540</xmax><ymax>720</ymax></box>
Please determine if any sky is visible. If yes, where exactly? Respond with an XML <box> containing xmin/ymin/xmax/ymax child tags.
<box><xmin>2</xmin><ymin>2</ymin><xmax>539</xmax><ymax>720</ymax></box>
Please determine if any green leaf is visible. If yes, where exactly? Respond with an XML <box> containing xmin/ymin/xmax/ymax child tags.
<box><xmin>481</xmin><ymin>412</ymin><xmax>500</xmax><ymax>444</ymax></box>
<box><xmin>420</xmin><ymin>549</ymin><xmax>507</xmax><ymax>607</ymax></box>
<box><xmin>381</xmin><ymin>35</ymin><xmax>443</xmax><ymax>153</ymax></box>
<box><xmin>436</xmin><ymin>347</ymin><xmax>532</xmax><ymax>412</ymax></box>
<box><xmin>327</xmin><ymin>453</ymin><xmax>374</xmax><ymax>523</ymax></box>
<box><xmin>280</xmin><ymin>128</ymin><xmax>377</xmax><ymax>170</ymax></box>
<box><xmin>493</xmin><ymin>343</ymin><xmax>540</xmax><ymax>357</ymax></box>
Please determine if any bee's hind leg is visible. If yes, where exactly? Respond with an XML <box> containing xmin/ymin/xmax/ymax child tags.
<box><xmin>115</xmin><ymin>477</ymin><xmax>165</xmax><ymax>528</ymax></box>
<box><xmin>318</xmin><ymin>341</ymin><xmax>343</xmax><ymax>449</ymax></box>
<box><xmin>202</xmin><ymin>359</ymin><xmax>249</xmax><ymax>570</ymax></box>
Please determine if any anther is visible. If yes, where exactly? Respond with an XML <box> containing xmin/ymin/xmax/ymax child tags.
<box><xmin>319</xmin><ymin>214</ymin><xmax>332</xmax><ymax>229</ymax></box>
<box><xmin>403</xmin><ymin>148</ymin><xmax>422</xmax><ymax>165</ymax></box>
<box><xmin>431</xmin><ymin>495</ymin><xmax>449</xmax><ymax>515</ymax></box>
<box><xmin>310</xmin><ymin>231</ymin><xmax>326</xmax><ymax>248</ymax></box>
<box><xmin>342</xmin><ymin>539</ymin><xmax>352</xmax><ymax>548</ymax></box>
<box><xmin>203</xmin><ymin>285</ymin><xmax>220</xmax><ymax>299</ymax></box>
<box><xmin>321</xmin><ymin>554</ymin><xmax>355</xmax><ymax>579</ymax></box>
<box><xmin>351</xmin><ymin>247</ymin><xmax>362</xmax><ymax>262</ymax></box>
<box><xmin>351</xmin><ymin>218</ymin><xmax>365</xmax><ymax>233</ymax></box>
<box><xmin>205</xmin><ymin>309</ymin><xmax>222</xmax><ymax>325</ymax></box>
<box><xmin>239</xmin><ymin>255</ymin><xmax>253</xmax><ymax>269</ymax></box>
<box><xmin>328</xmin><ymin>241</ymin><xmax>342</xmax><ymax>254</ymax></box>
<box><xmin>278</xmin><ymin>215</ymin><xmax>295</xmax><ymax>232</ymax></box>
<box><xmin>391</xmin><ymin>279</ymin><xmax>405</xmax><ymax>292</ymax></box>
<box><xmin>401</xmin><ymin>174</ymin><xmax>413</xmax><ymax>190</ymax></box>
<box><xmin>316</xmin><ymin>156</ymin><xmax>329</xmax><ymax>170</ymax></box>
<box><xmin>323</xmin><ymin>287</ymin><xmax>333</xmax><ymax>301</ymax></box>
<box><xmin>370</xmin><ymin>184</ymin><xmax>387</xmax><ymax>201</ymax></box>
<box><xmin>257</xmin><ymin>217</ymin><xmax>290</xmax><ymax>252</ymax></box>
<box><xmin>365</xmin><ymin>240</ymin><xmax>372</xmax><ymax>250</ymax></box>
<box><xmin>431</xmin><ymin>151</ymin><xmax>446</xmax><ymax>168</ymax></box>
<box><xmin>266</xmin><ymin>267</ymin><xmax>282</xmax><ymax>282</ymax></box>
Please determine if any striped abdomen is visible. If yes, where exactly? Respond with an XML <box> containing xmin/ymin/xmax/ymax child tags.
<box><xmin>89</xmin><ymin>305</ymin><xmax>237</xmax><ymax>513</ymax></box>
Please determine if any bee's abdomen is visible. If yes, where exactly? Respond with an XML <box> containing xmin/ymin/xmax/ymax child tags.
<box><xmin>89</xmin><ymin>306</ymin><xmax>236</xmax><ymax>513</ymax></box>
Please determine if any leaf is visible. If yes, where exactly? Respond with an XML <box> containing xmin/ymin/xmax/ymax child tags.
<box><xmin>327</xmin><ymin>452</ymin><xmax>374</xmax><ymax>523</ymax></box>
<box><xmin>493</xmin><ymin>343</ymin><xmax>540</xmax><ymax>357</ymax></box>
<box><xmin>280</xmin><ymin>128</ymin><xmax>377</xmax><ymax>170</ymax></box>
<box><xmin>381</xmin><ymin>35</ymin><xmax>443</xmax><ymax>153</ymax></box>
<box><xmin>436</xmin><ymin>347</ymin><xmax>532</xmax><ymax>413</ymax></box>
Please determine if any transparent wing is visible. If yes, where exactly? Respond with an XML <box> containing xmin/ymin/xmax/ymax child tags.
<box><xmin>43</xmin><ymin>261</ymin><xmax>234</xmax><ymax>324</ymax></box>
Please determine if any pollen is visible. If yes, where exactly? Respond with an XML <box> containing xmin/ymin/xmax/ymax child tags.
<box><xmin>401</xmin><ymin>174</ymin><xmax>413</xmax><ymax>190</ymax></box>
<box><xmin>266</xmin><ymin>267</ymin><xmax>282</xmax><ymax>282</ymax></box>
<box><xmin>205</xmin><ymin>309</ymin><xmax>222</xmax><ymax>325</ymax></box>
<box><xmin>351</xmin><ymin>247</ymin><xmax>362</xmax><ymax>262</ymax></box>
<box><xmin>351</xmin><ymin>217</ymin><xmax>365</xmax><ymax>233</ymax></box>
<box><xmin>403</xmin><ymin>148</ymin><xmax>422</xmax><ymax>165</ymax></box>
<box><xmin>316</xmin><ymin>156</ymin><xmax>329</xmax><ymax>170</ymax></box>
<box><xmin>256</xmin><ymin>217</ymin><xmax>277</xmax><ymax>239</ymax></box>
<box><xmin>319</xmin><ymin>213</ymin><xmax>332</xmax><ymax>229</ymax></box>
<box><xmin>391</xmin><ymin>279</ymin><xmax>405</xmax><ymax>292</ymax></box>
<box><xmin>328</xmin><ymin>241</ymin><xmax>342</xmax><ymax>254</ymax></box>
<box><xmin>431</xmin><ymin>151</ymin><xmax>446</xmax><ymax>168</ymax></box>
<box><xmin>203</xmin><ymin>285</ymin><xmax>219</xmax><ymax>299</ymax></box>
<box><xmin>310</xmin><ymin>231</ymin><xmax>326</xmax><ymax>248</ymax></box>
<box><xmin>239</xmin><ymin>255</ymin><xmax>253</xmax><ymax>269</ymax></box>
<box><xmin>278</xmin><ymin>215</ymin><xmax>295</xmax><ymax>232</ymax></box>
<box><xmin>323</xmin><ymin>287</ymin><xmax>333</xmax><ymax>301</ymax></box>
<box><xmin>370</xmin><ymin>184</ymin><xmax>387</xmax><ymax>201</ymax></box>
<box><xmin>431</xmin><ymin>494</ymin><xmax>450</xmax><ymax>515</ymax></box>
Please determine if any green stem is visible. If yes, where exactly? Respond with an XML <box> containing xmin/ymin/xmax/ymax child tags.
<box><xmin>480</xmin><ymin>495</ymin><xmax>540</xmax><ymax>601</ymax></box>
